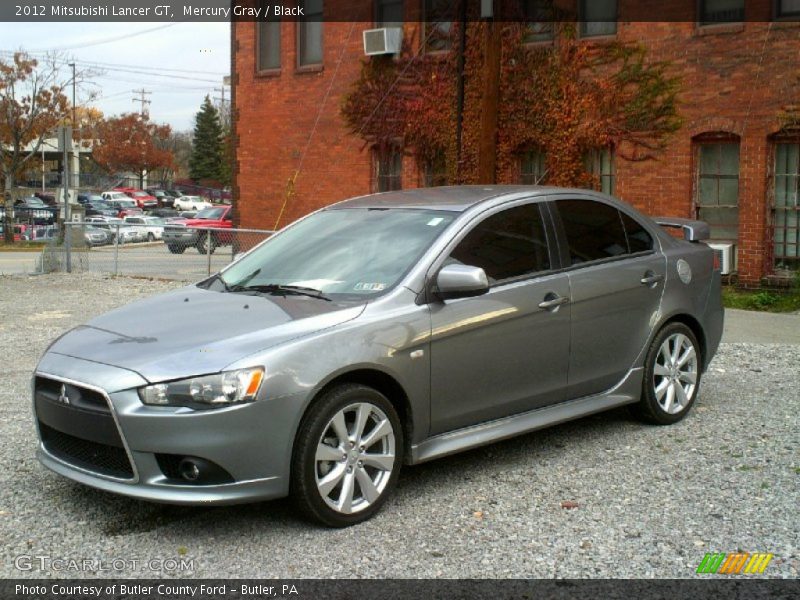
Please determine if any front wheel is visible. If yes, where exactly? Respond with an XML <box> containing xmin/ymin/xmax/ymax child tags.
<box><xmin>196</xmin><ymin>233</ymin><xmax>216</xmax><ymax>254</ymax></box>
<box><xmin>167</xmin><ymin>244</ymin><xmax>186</xmax><ymax>254</ymax></box>
<box><xmin>633</xmin><ymin>322</ymin><xmax>702</xmax><ymax>425</ymax></box>
<box><xmin>291</xmin><ymin>384</ymin><xmax>403</xmax><ymax>527</ymax></box>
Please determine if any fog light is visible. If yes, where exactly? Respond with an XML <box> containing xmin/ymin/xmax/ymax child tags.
<box><xmin>179</xmin><ymin>459</ymin><xmax>201</xmax><ymax>482</ymax></box>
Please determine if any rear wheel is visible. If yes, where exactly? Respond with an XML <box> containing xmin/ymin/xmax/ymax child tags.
<box><xmin>633</xmin><ymin>322</ymin><xmax>702</xmax><ymax>425</ymax></box>
<box><xmin>147</xmin><ymin>232</ymin><xmax>155</xmax><ymax>242</ymax></box>
<box><xmin>291</xmin><ymin>384</ymin><xmax>403</xmax><ymax>527</ymax></box>
<box><xmin>167</xmin><ymin>244</ymin><xmax>186</xmax><ymax>254</ymax></box>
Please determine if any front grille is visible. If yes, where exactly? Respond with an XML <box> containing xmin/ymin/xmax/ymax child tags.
<box><xmin>35</xmin><ymin>376</ymin><xmax>108</xmax><ymax>412</ymax></box>
<box><xmin>34</xmin><ymin>377</ymin><xmax>134</xmax><ymax>480</ymax></box>
<box><xmin>39</xmin><ymin>422</ymin><xmax>134</xmax><ymax>479</ymax></box>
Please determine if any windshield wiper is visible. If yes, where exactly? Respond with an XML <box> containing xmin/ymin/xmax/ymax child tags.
<box><xmin>229</xmin><ymin>283</ymin><xmax>331</xmax><ymax>301</ymax></box>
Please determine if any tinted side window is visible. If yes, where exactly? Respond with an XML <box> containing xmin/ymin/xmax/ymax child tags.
<box><xmin>449</xmin><ymin>204</ymin><xmax>550</xmax><ymax>283</ymax></box>
<box><xmin>620</xmin><ymin>211</ymin><xmax>653</xmax><ymax>253</ymax></box>
<box><xmin>557</xmin><ymin>199</ymin><xmax>627</xmax><ymax>265</ymax></box>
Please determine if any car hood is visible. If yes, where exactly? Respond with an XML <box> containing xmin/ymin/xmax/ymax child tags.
<box><xmin>46</xmin><ymin>285</ymin><xmax>366</xmax><ymax>383</ymax></box>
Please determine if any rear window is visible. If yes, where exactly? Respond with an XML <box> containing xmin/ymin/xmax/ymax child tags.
<box><xmin>556</xmin><ymin>199</ymin><xmax>628</xmax><ymax>265</ymax></box>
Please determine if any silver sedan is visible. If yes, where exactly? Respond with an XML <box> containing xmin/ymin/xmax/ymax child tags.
<box><xmin>33</xmin><ymin>186</ymin><xmax>723</xmax><ymax>527</ymax></box>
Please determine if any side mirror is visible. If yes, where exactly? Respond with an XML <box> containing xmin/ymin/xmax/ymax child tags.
<box><xmin>435</xmin><ymin>264</ymin><xmax>489</xmax><ymax>300</ymax></box>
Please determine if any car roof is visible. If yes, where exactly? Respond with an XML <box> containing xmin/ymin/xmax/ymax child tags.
<box><xmin>330</xmin><ymin>185</ymin><xmax>589</xmax><ymax>213</ymax></box>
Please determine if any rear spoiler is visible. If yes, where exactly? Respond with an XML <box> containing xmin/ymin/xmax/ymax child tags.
<box><xmin>653</xmin><ymin>217</ymin><xmax>710</xmax><ymax>242</ymax></box>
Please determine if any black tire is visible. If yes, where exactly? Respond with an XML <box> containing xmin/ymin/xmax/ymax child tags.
<box><xmin>291</xmin><ymin>384</ymin><xmax>403</xmax><ymax>527</ymax></box>
<box><xmin>147</xmin><ymin>232</ymin><xmax>155</xmax><ymax>242</ymax></box>
<box><xmin>633</xmin><ymin>322</ymin><xmax>702</xmax><ymax>425</ymax></box>
<box><xmin>167</xmin><ymin>244</ymin><xmax>186</xmax><ymax>254</ymax></box>
<box><xmin>196</xmin><ymin>232</ymin><xmax>216</xmax><ymax>255</ymax></box>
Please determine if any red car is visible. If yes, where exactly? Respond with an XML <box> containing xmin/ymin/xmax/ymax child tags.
<box><xmin>115</xmin><ymin>187</ymin><xmax>158</xmax><ymax>210</ymax></box>
<box><xmin>162</xmin><ymin>205</ymin><xmax>233</xmax><ymax>254</ymax></box>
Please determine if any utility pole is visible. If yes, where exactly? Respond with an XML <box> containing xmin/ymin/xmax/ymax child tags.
<box><xmin>68</xmin><ymin>62</ymin><xmax>78</xmax><ymax>190</ymax></box>
<box><xmin>213</xmin><ymin>86</ymin><xmax>227</xmax><ymax>107</ymax></box>
<box><xmin>132</xmin><ymin>88</ymin><xmax>151</xmax><ymax>116</ymax></box>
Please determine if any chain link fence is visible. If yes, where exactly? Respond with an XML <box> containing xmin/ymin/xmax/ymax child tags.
<box><xmin>37</xmin><ymin>222</ymin><xmax>273</xmax><ymax>282</ymax></box>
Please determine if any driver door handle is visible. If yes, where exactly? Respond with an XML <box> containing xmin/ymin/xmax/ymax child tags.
<box><xmin>538</xmin><ymin>294</ymin><xmax>569</xmax><ymax>310</ymax></box>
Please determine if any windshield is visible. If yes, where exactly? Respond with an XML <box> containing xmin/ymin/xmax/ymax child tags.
<box><xmin>145</xmin><ymin>217</ymin><xmax>165</xmax><ymax>225</ymax></box>
<box><xmin>219</xmin><ymin>208</ymin><xmax>455</xmax><ymax>298</ymax></box>
<box><xmin>132</xmin><ymin>192</ymin><xmax>149</xmax><ymax>197</ymax></box>
<box><xmin>196</xmin><ymin>207</ymin><xmax>225</xmax><ymax>219</ymax></box>
<box><xmin>119</xmin><ymin>200</ymin><xmax>136</xmax><ymax>207</ymax></box>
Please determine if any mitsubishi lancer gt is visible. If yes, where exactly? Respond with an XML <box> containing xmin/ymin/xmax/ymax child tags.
<box><xmin>33</xmin><ymin>186</ymin><xmax>723</xmax><ymax>527</ymax></box>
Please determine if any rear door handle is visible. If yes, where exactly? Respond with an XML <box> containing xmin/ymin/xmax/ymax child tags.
<box><xmin>538</xmin><ymin>294</ymin><xmax>569</xmax><ymax>310</ymax></box>
<box><xmin>640</xmin><ymin>273</ymin><xmax>665</xmax><ymax>286</ymax></box>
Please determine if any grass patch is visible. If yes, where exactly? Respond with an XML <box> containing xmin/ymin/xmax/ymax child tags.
<box><xmin>722</xmin><ymin>287</ymin><xmax>800</xmax><ymax>313</ymax></box>
<box><xmin>0</xmin><ymin>241</ymin><xmax>47</xmax><ymax>252</ymax></box>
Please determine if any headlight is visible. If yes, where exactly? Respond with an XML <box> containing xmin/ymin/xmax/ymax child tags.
<box><xmin>138</xmin><ymin>367</ymin><xmax>264</xmax><ymax>409</ymax></box>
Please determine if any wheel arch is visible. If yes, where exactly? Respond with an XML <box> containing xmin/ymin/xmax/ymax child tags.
<box><xmin>659</xmin><ymin>313</ymin><xmax>708</xmax><ymax>370</ymax></box>
<box><xmin>296</xmin><ymin>367</ymin><xmax>415</xmax><ymax>465</ymax></box>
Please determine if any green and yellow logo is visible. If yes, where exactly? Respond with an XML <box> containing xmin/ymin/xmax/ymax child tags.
<box><xmin>696</xmin><ymin>552</ymin><xmax>774</xmax><ymax>574</ymax></box>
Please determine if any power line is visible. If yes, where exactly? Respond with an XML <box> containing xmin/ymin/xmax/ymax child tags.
<box><xmin>27</xmin><ymin>23</ymin><xmax>179</xmax><ymax>52</ymax></box>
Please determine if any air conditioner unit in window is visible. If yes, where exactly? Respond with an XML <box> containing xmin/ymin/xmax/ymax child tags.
<box><xmin>363</xmin><ymin>28</ymin><xmax>402</xmax><ymax>56</ymax></box>
<box><xmin>707</xmin><ymin>242</ymin><xmax>736</xmax><ymax>275</ymax></box>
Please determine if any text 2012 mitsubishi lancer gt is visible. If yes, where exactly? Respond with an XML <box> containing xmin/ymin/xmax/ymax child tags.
<box><xmin>33</xmin><ymin>186</ymin><xmax>723</xmax><ymax>527</ymax></box>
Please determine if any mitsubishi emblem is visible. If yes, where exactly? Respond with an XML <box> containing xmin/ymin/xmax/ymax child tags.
<box><xmin>58</xmin><ymin>384</ymin><xmax>70</xmax><ymax>405</ymax></box>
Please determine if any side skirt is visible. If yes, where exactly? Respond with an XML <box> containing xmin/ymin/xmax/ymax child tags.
<box><xmin>410</xmin><ymin>367</ymin><xmax>643</xmax><ymax>465</ymax></box>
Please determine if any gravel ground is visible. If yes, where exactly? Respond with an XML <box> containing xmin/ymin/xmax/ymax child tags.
<box><xmin>0</xmin><ymin>273</ymin><xmax>797</xmax><ymax>579</ymax></box>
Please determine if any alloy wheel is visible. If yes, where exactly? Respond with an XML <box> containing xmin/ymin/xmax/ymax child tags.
<box><xmin>652</xmin><ymin>332</ymin><xmax>698</xmax><ymax>414</ymax></box>
<box><xmin>314</xmin><ymin>402</ymin><xmax>396</xmax><ymax>515</ymax></box>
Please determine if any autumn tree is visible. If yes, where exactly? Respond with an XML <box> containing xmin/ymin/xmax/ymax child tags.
<box><xmin>92</xmin><ymin>113</ymin><xmax>173</xmax><ymax>188</ymax></box>
<box><xmin>0</xmin><ymin>52</ymin><xmax>70</xmax><ymax>243</ymax></box>
<box><xmin>189</xmin><ymin>96</ymin><xmax>225</xmax><ymax>185</ymax></box>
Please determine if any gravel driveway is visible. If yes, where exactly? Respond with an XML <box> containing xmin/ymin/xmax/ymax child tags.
<box><xmin>1</xmin><ymin>274</ymin><xmax>797</xmax><ymax>579</ymax></box>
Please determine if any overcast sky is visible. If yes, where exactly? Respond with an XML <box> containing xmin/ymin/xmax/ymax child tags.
<box><xmin>1</xmin><ymin>21</ymin><xmax>230</xmax><ymax>132</ymax></box>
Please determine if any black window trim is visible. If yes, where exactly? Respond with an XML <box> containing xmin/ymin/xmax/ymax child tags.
<box><xmin>255</xmin><ymin>14</ymin><xmax>281</xmax><ymax>74</ymax></box>
<box><xmin>546</xmin><ymin>195</ymin><xmax>659</xmax><ymax>274</ymax></box>
<box><xmin>774</xmin><ymin>0</ymin><xmax>800</xmax><ymax>19</ymax></box>
<box><xmin>577</xmin><ymin>0</ymin><xmax>619</xmax><ymax>38</ymax></box>
<box><xmin>697</xmin><ymin>0</ymin><xmax>746</xmax><ymax>26</ymax></box>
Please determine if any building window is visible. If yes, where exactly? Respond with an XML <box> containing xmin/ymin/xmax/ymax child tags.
<box><xmin>695</xmin><ymin>138</ymin><xmax>740</xmax><ymax>240</ymax></box>
<box><xmin>375</xmin><ymin>147</ymin><xmax>402</xmax><ymax>192</ymax></box>
<box><xmin>376</xmin><ymin>0</ymin><xmax>403</xmax><ymax>27</ymax></box>
<box><xmin>584</xmin><ymin>147</ymin><xmax>615</xmax><ymax>195</ymax></box>
<box><xmin>519</xmin><ymin>149</ymin><xmax>547</xmax><ymax>184</ymax></box>
<box><xmin>579</xmin><ymin>0</ymin><xmax>617</xmax><ymax>37</ymax></box>
<box><xmin>424</xmin><ymin>0</ymin><xmax>454</xmax><ymax>52</ymax></box>
<box><xmin>773</xmin><ymin>142</ymin><xmax>800</xmax><ymax>271</ymax></box>
<box><xmin>423</xmin><ymin>152</ymin><xmax>447</xmax><ymax>187</ymax></box>
<box><xmin>699</xmin><ymin>0</ymin><xmax>745</xmax><ymax>24</ymax></box>
<box><xmin>523</xmin><ymin>0</ymin><xmax>555</xmax><ymax>43</ymax></box>
<box><xmin>257</xmin><ymin>20</ymin><xmax>281</xmax><ymax>71</ymax></box>
<box><xmin>776</xmin><ymin>0</ymin><xmax>800</xmax><ymax>18</ymax></box>
<box><xmin>297</xmin><ymin>0</ymin><xmax>323</xmax><ymax>67</ymax></box>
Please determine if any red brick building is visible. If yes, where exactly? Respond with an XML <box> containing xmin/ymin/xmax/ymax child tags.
<box><xmin>232</xmin><ymin>1</ymin><xmax>800</xmax><ymax>285</ymax></box>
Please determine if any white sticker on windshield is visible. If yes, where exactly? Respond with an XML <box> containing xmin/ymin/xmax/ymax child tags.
<box><xmin>354</xmin><ymin>282</ymin><xmax>386</xmax><ymax>292</ymax></box>
<box><xmin>427</xmin><ymin>217</ymin><xmax>444</xmax><ymax>227</ymax></box>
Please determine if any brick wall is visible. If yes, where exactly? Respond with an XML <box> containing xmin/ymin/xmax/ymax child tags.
<box><xmin>233</xmin><ymin>6</ymin><xmax>800</xmax><ymax>284</ymax></box>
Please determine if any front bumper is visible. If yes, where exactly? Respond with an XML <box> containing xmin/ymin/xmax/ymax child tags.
<box><xmin>33</xmin><ymin>352</ymin><xmax>301</xmax><ymax>505</ymax></box>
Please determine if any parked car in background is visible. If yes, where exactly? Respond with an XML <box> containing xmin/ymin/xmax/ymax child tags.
<box><xmin>164</xmin><ymin>189</ymin><xmax>183</xmax><ymax>199</ymax></box>
<box><xmin>115</xmin><ymin>188</ymin><xmax>158</xmax><ymax>210</ymax></box>
<box><xmin>83</xmin><ymin>201</ymin><xmax>118</xmax><ymax>218</ymax></box>
<box><xmin>77</xmin><ymin>193</ymin><xmax>104</xmax><ymax>205</ymax></box>
<box><xmin>163</xmin><ymin>205</ymin><xmax>233</xmax><ymax>254</ymax></box>
<box><xmin>34</xmin><ymin>192</ymin><xmax>57</xmax><ymax>206</ymax></box>
<box><xmin>178</xmin><ymin>211</ymin><xmax>197</xmax><ymax>219</ymax></box>
<box><xmin>83</xmin><ymin>226</ymin><xmax>111</xmax><ymax>246</ymax></box>
<box><xmin>86</xmin><ymin>217</ymin><xmax>146</xmax><ymax>244</ymax></box>
<box><xmin>104</xmin><ymin>197</ymin><xmax>143</xmax><ymax>218</ymax></box>
<box><xmin>145</xmin><ymin>189</ymin><xmax>174</xmax><ymax>208</ymax></box>
<box><xmin>173</xmin><ymin>195</ymin><xmax>212</xmax><ymax>211</ymax></box>
<box><xmin>14</xmin><ymin>197</ymin><xmax>56</xmax><ymax>224</ymax></box>
<box><xmin>123</xmin><ymin>215</ymin><xmax>165</xmax><ymax>241</ymax></box>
